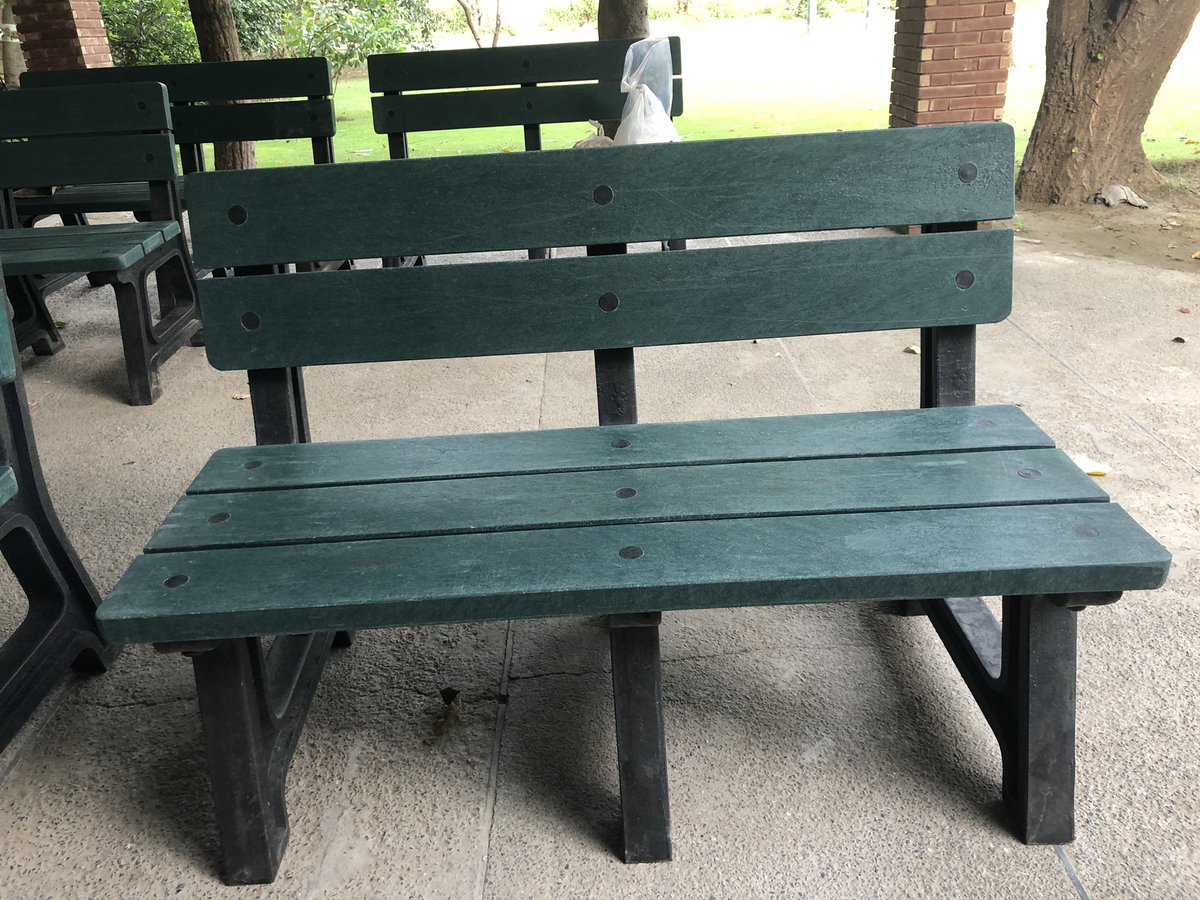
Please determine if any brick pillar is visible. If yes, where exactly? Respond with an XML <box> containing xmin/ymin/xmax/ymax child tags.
<box><xmin>889</xmin><ymin>0</ymin><xmax>1014</xmax><ymax>127</ymax></box>
<box><xmin>10</xmin><ymin>0</ymin><xmax>112</xmax><ymax>74</ymax></box>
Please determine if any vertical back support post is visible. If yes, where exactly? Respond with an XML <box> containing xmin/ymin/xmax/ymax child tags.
<box><xmin>589</xmin><ymin>242</ymin><xmax>671</xmax><ymax>862</ymax></box>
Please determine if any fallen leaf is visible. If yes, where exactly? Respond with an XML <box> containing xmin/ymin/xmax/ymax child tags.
<box><xmin>53</xmin><ymin>320</ymin><xmax>67</xmax><ymax>329</ymax></box>
<box><xmin>1172</xmin><ymin>336</ymin><xmax>1188</xmax><ymax>344</ymax></box>
<box><xmin>1070</xmin><ymin>454</ymin><xmax>1110</xmax><ymax>477</ymax></box>
<box><xmin>425</xmin><ymin>687</ymin><xmax>462</xmax><ymax>742</ymax></box>
<box><xmin>1179</xmin><ymin>307</ymin><xmax>1191</xmax><ymax>314</ymax></box>
<box><xmin>232</xmin><ymin>393</ymin><xmax>250</xmax><ymax>400</ymax></box>
<box><xmin>1192</xmin><ymin>251</ymin><xmax>1200</xmax><ymax>260</ymax></box>
<box><xmin>903</xmin><ymin>345</ymin><xmax>921</xmax><ymax>355</ymax></box>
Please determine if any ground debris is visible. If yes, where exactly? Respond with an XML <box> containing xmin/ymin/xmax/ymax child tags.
<box><xmin>1071</xmin><ymin>454</ymin><xmax>1111</xmax><ymax>477</ymax></box>
<box><xmin>425</xmin><ymin>687</ymin><xmax>462</xmax><ymax>742</ymax></box>
<box><xmin>1172</xmin><ymin>336</ymin><xmax>1188</xmax><ymax>344</ymax></box>
<box><xmin>903</xmin><ymin>345</ymin><xmax>921</xmax><ymax>355</ymax></box>
<box><xmin>1091</xmin><ymin>185</ymin><xmax>1149</xmax><ymax>209</ymax></box>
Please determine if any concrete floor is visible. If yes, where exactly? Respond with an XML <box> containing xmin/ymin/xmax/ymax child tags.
<box><xmin>0</xmin><ymin>239</ymin><xmax>1195</xmax><ymax>899</ymax></box>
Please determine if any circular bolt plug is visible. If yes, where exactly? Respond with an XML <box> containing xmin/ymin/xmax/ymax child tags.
<box><xmin>610</xmin><ymin>438</ymin><xmax>630</xmax><ymax>449</ymax></box>
<box><xmin>164</xmin><ymin>574</ymin><xmax>189</xmax><ymax>588</ymax></box>
<box><xmin>616</xmin><ymin>487</ymin><xmax>637</xmax><ymax>499</ymax></box>
<box><xmin>593</xmin><ymin>184</ymin><xmax>614</xmax><ymax>205</ymax></box>
<box><xmin>619</xmin><ymin>546</ymin><xmax>644</xmax><ymax>560</ymax></box>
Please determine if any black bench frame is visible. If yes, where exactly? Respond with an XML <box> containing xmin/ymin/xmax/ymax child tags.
<box><xmin>0</xmin><ymin>269</ymin><xmax>116</xmax><ymax>754</ymax></box>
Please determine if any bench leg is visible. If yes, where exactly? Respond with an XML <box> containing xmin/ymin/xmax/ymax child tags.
<box><xmin>609</xmin><ymin>613</ymin><xmax>672</xmax><ymax>863</ymax></box>
<box><xmin>5</xmin><ymin>274</ymin><xmax>64</xmax><ymax>357</ymax></box>
<box><xmin>190</xmin><ymin>633</ymin><xmax>333</xmax><ymax>884</ymax></box>
<box><xmin>925</xmin><ymin>594</ymin><xmax>1087</xmax><ymax>844</ymax></box>
<box><xmin>110</xmin><ymin>239</ymin><xmax>202</xmax><ymax>405</ymax></box>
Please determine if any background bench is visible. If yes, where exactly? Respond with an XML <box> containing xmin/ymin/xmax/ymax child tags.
<box><xmin>0</xmin><ymin>82</ymin><xmax>201</xmax><ymax>405</ymax></box>
<box><xmin>0</xmin><ymin>264</ymin><xmax>116</xmax><ymax>753</ymax></box>
<box><xmin>100</xmin><ymin>124</ymin><xmax>1169</xmax><ymax>884</ymax></box>
<box><xmin>368</xmin><ymin>37</ymin><xmax>682</xmax><ymax>263</ymax></box>
<box><xmin>18</xmin><ymin>57</ymin><xmax>337</xmax><ymax>226</ymax></box>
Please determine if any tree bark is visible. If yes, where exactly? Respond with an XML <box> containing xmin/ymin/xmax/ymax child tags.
<box><xmin>188</xmin><ymin>0</ymin><xmax>255</xmax><ymax>170</ymax></box>
<box><xmin>598</xmin><ymin>0</ymin><xmax>648</xmax><ymax>40</ymax></box>
<box><xmin>1016</xmin><ymin>0</ymin><xmax>1200</xmax><ymax>204</ymax></box>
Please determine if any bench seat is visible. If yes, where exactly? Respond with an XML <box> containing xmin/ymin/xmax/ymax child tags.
<box><xmin>15</xmin><ymin>181</ymin><xmax>180</xmax><ymax>218</ymax></box>
<box><xmin>99</xmin><ymin>404</ymin><xmax>1170</xmax><ymax>644</ymax></box>
<box><xmin>0</xmin><ymin>221</ymin><xmax>182</xmax><ymax>276</ymax></box>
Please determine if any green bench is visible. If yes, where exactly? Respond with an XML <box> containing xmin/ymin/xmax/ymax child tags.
<box><xmin>0</xmin><ymin>83</ymin><xmax>200</xmax><ymax>405</ymax></box>
<box><xmin>0</xmin><ymin>265</ymin><xmax>116</xmax><ymax>753</ymax></box>
<box><xmin>100</xmin><ymin>123</ymin><xmax>1170</xmax><ymax>884</ymax></box>
<box><xmin>17</xmin><ymin>57</ymin><xmax>337</xmax><ymax>225</ymax></box>
<box><xmin>368</xmin><ymin>37</ymin><xmax>682</xmax><ymax>263</ymax></box>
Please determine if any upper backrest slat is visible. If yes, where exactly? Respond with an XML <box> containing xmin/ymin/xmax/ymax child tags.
<box><xmin>172</xmin><ymin>100</ymin><xmax>336</xmax><ymax>144</ymax></box>
<box><xmin>368</xmin><ymin>37</ymin><xmax>681</xmax><ymax>93</ymax></box>
<box><xmin>0</xmin><ymin>82</ymin><xmax>171</xmax><ymax>138</ymax></box>
<box><xmin>22</xmin><ymin>58</ymin><xmax>333</xmax><ymax>102</ymax></box>
<box><xmin>197</xmin><ymin>229</ymin><xmax>1013</xmax><ymax>372</ymax></box>
<box><xmin>185</xmin><ymin>124</ymin><xmax>1015</xmax><ymax>269</ymax></box>
<box><xmin>372</xmin><ymin>81</ymin><xmax>681</xmax><ymax>135</ymax></box>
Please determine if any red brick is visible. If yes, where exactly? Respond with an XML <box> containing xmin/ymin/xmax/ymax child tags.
<box><xmin>927</xmin><ymin>4</ymin><xmax>984</xmax><ymax>17</ymax></box>
<box><xmin>914</xmin><ymin>110</ymin><xmax>977</xmax><ymax>124</ymax></box>
<box><xmin>925</xmin><ymin>31</ymin><xmax>981</xmax><ymax>46</ymax></box>
<box><xmin>949</xmin><ymin>95</ymin><xmax>1002</xmax><ymax>109</ymax></box>
<box><xmin>954</xmin><ymin>14</ymin><xmax>1014</xmax><ymax>30</ymax></box>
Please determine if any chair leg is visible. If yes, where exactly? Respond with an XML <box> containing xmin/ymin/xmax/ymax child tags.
<box><xmin>998</xmin><ymin>595</ymin><xmax>1077</xmax><ymax>844</ymax></box>
<box><xmin>925</xmin><ymin>595</ymin><xmax>1080</xmax><ymax>844</ymax></box>
<box><xmin>609</xmin><ymin>612</ymin><xmax>672</xmax><ymax>863</ymax></box>
<box><xmin>5</xmin><ymin>274</ymin><xmax>64</xmax><ymax>357</ymax></box>
<box><xmin>189</xmin><ymin>633</ymin><xmax>332</xmax><ymax>884</ymax></box>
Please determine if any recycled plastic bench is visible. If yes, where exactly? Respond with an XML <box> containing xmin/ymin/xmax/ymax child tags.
<box><xmin>368</xmin><ymin>36</ymin><xmax>682</xmax><ymax>264</ymax></box>
<box><xmin>0</xmin><ymin>83</ymin><xmax>200</xmax><ymax>405</ymax></box>
<box><xmin>0</xmin><ymin>266</ymin><xmax>116</xmax><ymax>753</ymax></box>
<box><xmin>99</xmin><ymin>123</ymin><xmax>1170</xmax><ymax>884</ymax></box>
<box><xmin>17</xmin><ymin>57</ymin><xmax>338</xmax><ymax>225</ymax></box>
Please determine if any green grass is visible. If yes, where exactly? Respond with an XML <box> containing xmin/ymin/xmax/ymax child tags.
<box><xmin>251</xmin><ymin>16</ymin><xmax>1199</xmax><ymax>171</ymax></box>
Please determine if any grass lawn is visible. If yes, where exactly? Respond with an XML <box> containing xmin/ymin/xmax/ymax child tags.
<box><xmin>252</xmin><ymin>7</ymin><xmax>1200</xmax><ymax>172</ymax></box>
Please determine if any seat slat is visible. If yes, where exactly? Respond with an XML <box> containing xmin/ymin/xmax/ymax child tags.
<box><xmin>100</xmin><ymin>502</ymin><xmax>1170</xmax><ymax>643</ymax></box>
<box><xmin>0</xmin><ymin>467</ymin><xmax>15</xmax><ymax>506</ymax></box>
<box><xmin>21</xmin><ymin>57</ymin><xmax>334</xmax><ymax>102</ymax></box>
<box><xmin>0</xmin><ymin>222</ymin><xmax>180</xmax><ymax>249</ymax></box>
<box><xmin>14</xmin><ymin>183</ymin><xmax>164</xmax><ymax>217</ymax></box>
<box><xmin>188</xmin><ymin>405</ymin><xmax>1053</xmax><ymax>494</ymax></box>
<box><xmin>184</xmin><ymin>124</ymin><xmax>1016</xmax><ymax>269</ymax></box>
<box><xmin>371</xmin><ymin>81</ymin><xmax>680</xmax><ymax>135</ymax></box>
<box><xmin>199</xmin><ymin>228</ymin><xmax>1012</xmax><ymax>370</ymax></box>
<box><xmin>146</xmin><ymin>448</ymin><xmax>1106</xmax><ymax>553</ymax></box>
<box><xmin>368</xmin><ymin>37</ymin><xmax>681</xmax><ymax>92</ymax></box>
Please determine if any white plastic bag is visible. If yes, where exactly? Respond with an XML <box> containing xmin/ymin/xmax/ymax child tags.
<box><xmin>613</xmin><ymin>38</ymin><xmax>680</xmax><ymax>145</ymax></box>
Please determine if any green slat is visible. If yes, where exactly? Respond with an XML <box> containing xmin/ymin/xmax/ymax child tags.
<box><xmin>0</xmin><ymin>222</ymin><xmax>178</xmax><ymax>274</ymax></box>
<box><xmin>187</xmin><ymin>405</ymin><xmax>1052</xmax><ymax>494</ymax></box>
<box><xmin>99</xmin><ymin>503</ymin><xmax>1171</xmax><ymax>643</ymax></box>
<box><xmin>373</xmin><ymin>82</ymin><xmax>646</xmax><ymax>135</ymax></box>
<box><xmin>173</xmin><ymin>99</ymin><xmax>336</xmax><ymax>144</ymax></box>
<box><xmin>0</xmin><ymin>135</ymin><xmax>178</xmax><ymax>190</ymax></box>
<box><xmin>146</xmin><ymin>449</ymin><xmax>1107</xmax><ymax>553</ymax></box>
<box><xmin>22</xmin><ymin>58</ymin><xmax>333</xmax><ymax>102</ymax></box>
<box><xmin>14</xmin><ymin>183</ymin><xmax>159</xmax><ymax>216</ymax></box>
<box><xmin>0</xmin><ymin>222</ymin><xmax>180</xmax><ymax>248</ymax></box>
<box><xmin>185</xmin><ymin>125</ymin><xmax>1015</xmax><ymax>269</ymax></box>
<box><xmin>0</xmin><ymin>467</ymin><xmax>16</xmax><ymax>506</ymax></box>
<box><xmin>0</xmin><ymin>82</ymin><xmax>170</xmax><ymax>138</ymax></box>
<box><xmin>0</xmin><ymin>275</ymin><xmax>15</xmax><ymax>385</ymax></box>
<box><xmin>199</xmin><ymin>228</ymin><xmax>1011</xmax><ymax>370</ymax></box>
<box><xmin>368</xmin><ymin>37</ymin><xmax>681</xmax><ymax>92</ymax></box>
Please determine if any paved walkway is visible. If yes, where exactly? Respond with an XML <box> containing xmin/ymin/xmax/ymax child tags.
<box><xmin>0</xmin><ymin>241</ymin><xmax>1195</xmax><ymax>898</ymax></box>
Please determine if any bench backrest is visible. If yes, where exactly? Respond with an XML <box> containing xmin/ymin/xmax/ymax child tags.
<box><xmin>368</xmin><ymin>38</ymin><xmax>682</xmax><ymax>157</ymax></box>
<box><xmin>186</xmin><ymin>124</ymin><xmax>1014</xmax><ymax>434</ymax></box>
<box><xmin>0</xmin><ymin>83</ymin><xmax>179</xmax><ymax>225</ymax></box>
<box><xmin>22</xmin><ymin>58</ymin><xmax>337</xmax><ymax>172</ymax></box>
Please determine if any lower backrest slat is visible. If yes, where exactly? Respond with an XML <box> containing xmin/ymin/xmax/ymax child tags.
<box><xmin>198</xmin><ymin>229</ymin><xmax>1012</xmax><ymax>371</ymax></box>
<box><xmin>172</xmin><ymin>100</ymin><xmax>337</xmax><ymax>145</ymax></box>
<box><xmin>0</xmin><ymin>134</ymin><xmax>178</xmax><ymax>189</ymax></box>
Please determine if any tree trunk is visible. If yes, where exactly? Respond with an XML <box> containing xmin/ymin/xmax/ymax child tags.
<box><xmin>598</xmin><ymin>0</ymin><xmax>648</xmax><ymax>40</ymax></box>
<box><xmin>1016</xmin><ymin>0</ymin><xmax>1200</xmax><ymax>204</ymax></box>
<box><xmin>188</xmin><ymin>0</ymin><xmax>255</xmax><ymax>170</ymax></box>
<box><xmin>597</xmin><ymin>1</ymin><xmax>648</xmax><ymax>136</ymax></box>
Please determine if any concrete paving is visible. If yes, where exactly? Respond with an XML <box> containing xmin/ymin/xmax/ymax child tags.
<box><xmin>0</xmin><ymin>238</ymin><xmax>1195</xmax><ymax>899</ymax></box>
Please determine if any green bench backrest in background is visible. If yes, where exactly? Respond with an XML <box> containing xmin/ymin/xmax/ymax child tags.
<box><xmin>368</xmin><ymin>37</ymin><xmax>683</xmax><ymax>155</ymax></box>
<box><xmin>0</xmin><ymin>83</ymin><xmax>179</xmax><ymax>220</ymax></box>
<box><xmin>185</xmin><ymin>124</ymin><xmax>1014</xmax><ymax>373</ymax></box>
<box><xmin>22</xmin><ymin>58</ymin><xmax>337</xmax><ymax>171</ymax></box>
